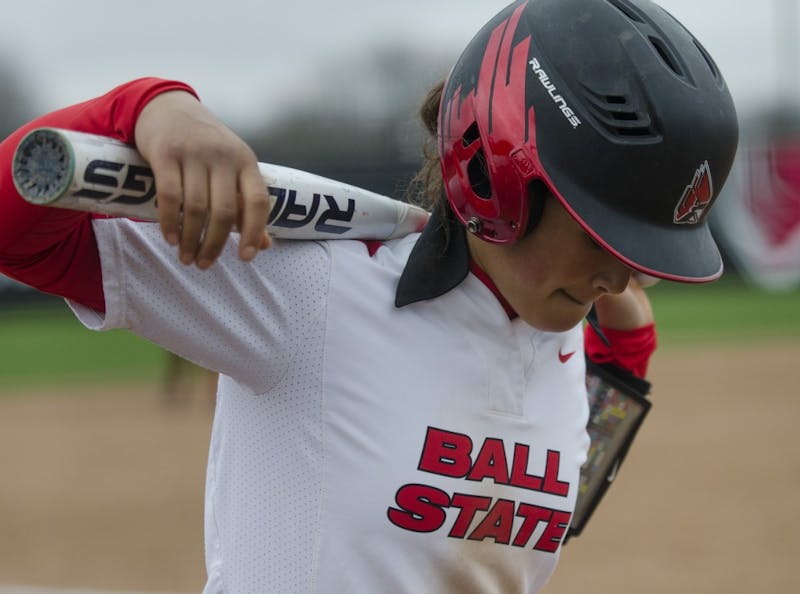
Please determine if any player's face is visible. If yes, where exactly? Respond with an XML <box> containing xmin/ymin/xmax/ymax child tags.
<box><xmin>468</xmin><ymin>196</ymin><xmax>633</xmax><ymax>332</ymax></box>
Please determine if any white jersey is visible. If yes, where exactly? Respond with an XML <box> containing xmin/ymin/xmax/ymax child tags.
<box><xmin>69</xmin><ymin>219</ymin><xmax>590</xmax><ymax>594</ymax></box>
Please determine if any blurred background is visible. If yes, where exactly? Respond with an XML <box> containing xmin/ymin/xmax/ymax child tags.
<box><xmin>1</xmin><ymin>1</ymin><xmax>799</xmax><ymax>593</ymax></box>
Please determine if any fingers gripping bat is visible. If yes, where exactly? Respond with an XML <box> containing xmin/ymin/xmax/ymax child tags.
<box><xmin>11</xmin><ymin>128</ymin><xmax>429</xmax><ymax>240</ymax></box>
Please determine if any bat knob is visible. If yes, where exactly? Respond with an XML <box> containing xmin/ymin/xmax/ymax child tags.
<box><xmin>12</xmin><ymin>128</ymin><xmax>74</xmax><ymax>205</ymax></box>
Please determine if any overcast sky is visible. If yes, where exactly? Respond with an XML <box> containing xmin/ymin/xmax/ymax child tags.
<box><xmin>0</xmin><ymin>0</ymin><xmax>798</xmax><ymax>130</ymax></box>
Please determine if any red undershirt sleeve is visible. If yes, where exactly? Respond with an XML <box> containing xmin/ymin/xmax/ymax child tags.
<box><xmin>0</xmin><ymin>78</ymin><xmax>197</xmax><ymax>313</ymax></box>
<box><xmin>583</xmin><ymin>322</ymin><xmax>657</xmax><ymax>379</ymax></box>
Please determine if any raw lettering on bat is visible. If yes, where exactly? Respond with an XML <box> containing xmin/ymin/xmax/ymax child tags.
<box><xmin>268</xmin><ymin>187</ymin><xmax>355</xmax><ymax>234</ymax></box>
<box><xmin>70</xmin><ymin>159</ymin><xmax>356</xmax><ymax>234</ymax></box>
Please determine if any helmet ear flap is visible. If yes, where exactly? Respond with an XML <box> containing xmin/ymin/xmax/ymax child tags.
<box><xmin>524</xmin><ymin>180</ymin><xmax>549</xmax><ymax>236</ymax></box>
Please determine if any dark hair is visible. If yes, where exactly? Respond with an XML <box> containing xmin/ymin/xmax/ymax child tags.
<box><xmin>407</xmin><ymin>79</ymin><xmax>447</xmax><ymax>218</ymax></box>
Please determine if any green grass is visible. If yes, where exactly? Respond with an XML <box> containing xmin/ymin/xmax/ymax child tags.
<box><xmin>0</xmin><ymin>303</ymin><xmax>166</xmax><ymax>390</ymax></box>
<box><xmin>0</xmin><ymin>277</ymin><xmax>797</xmax><ymax>389</ymax></box>
<box><xmin>647</xmin><ymin>276</ymin><xmax>800</xmax><ymax>346</ymax></box>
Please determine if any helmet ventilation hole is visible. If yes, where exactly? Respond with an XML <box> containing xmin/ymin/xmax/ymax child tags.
<box><xmin>694</xmin><ymin>39</ymin><xmax>721</xmax><ymax>82</ymax></box>
<box><xmin>580</xmin><ymin>86</ymin><xmax>659</xmax><ymax>139</ymax></box>
<box><xmin>649</xmin><ymin>36</ymin><xmax>684</xmax><ymax>77</ymax></box>
<box><xmin>607</xmin><ymin>0</ymin><xmax>692</xmax><ymax>83</ymax></box>
<box><xmin>606</xmin><ymin>0</ymin><xmax>646</xmax><ymax>23</ymax></box>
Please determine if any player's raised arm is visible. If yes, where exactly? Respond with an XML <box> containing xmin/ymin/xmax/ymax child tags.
<box><xmin>585</xmin><ymin>276</ymin><xmax>658</xmax><ymax>379</ymax></box>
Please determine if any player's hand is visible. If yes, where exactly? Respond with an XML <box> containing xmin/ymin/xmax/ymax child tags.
<box><xmin>593</xmin><ymin>273</ymin><xmax>655</xmax><ymax>330</ymax></box>
<box><xmin>133</xmin><ymin>90</ymin><xmax>271</xmax><ymax>269</ymax></box>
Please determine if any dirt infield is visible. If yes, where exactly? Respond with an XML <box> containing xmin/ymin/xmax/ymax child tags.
<box><xmin>1</xmin><ymin>340</ymin><xmax>798</xmax><ymax>593</ymax></box>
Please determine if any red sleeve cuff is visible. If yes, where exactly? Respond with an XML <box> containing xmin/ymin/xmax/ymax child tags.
<box><xmin>106</xmin><ymin>78</ymin><xmax>199</xmax><ymax>143</ymax></box>
<box><xmin>584</xmin><ymin>322</ymin><xmax>657</xmax><ymax>379</ymax></box>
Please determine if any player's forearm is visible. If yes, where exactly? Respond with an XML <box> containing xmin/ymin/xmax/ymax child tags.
<box><xmin>592</xmin><ymin>278</ymin><xmax>654</xmax><ymax>330</ymax></box>
<box><xmin>584</xmin><ymin>279</ymin><xmax>657</xmax><ymax>378</ymax></box>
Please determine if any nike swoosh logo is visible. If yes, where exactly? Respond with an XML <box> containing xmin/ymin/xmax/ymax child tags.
<box><xmin>558</xmin><ymin>349</ymin><xmax>576</xmax><ymax>364</ymax></box>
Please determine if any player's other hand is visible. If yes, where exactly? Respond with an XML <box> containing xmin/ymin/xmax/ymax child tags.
<box><xmin>134</xmin><ymin>90</ymin><xmax>271</xmax><ymax>269</ymax></box>
<box><xmin>593</xmin><ymin>273</ymin><xmax>655</xmax><ymax>331</ymax></box>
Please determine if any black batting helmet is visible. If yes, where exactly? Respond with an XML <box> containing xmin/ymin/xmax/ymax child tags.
<box><xmin>439</xmin><ymin>0</ymin><xmax>739</xmax><ymax>281</ymax></box>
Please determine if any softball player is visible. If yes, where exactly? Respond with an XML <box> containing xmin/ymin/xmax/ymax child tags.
<box><xmin>0</xmin><ymin>1</ymin><xmax>737</xmax><ymax>592</ymax></box>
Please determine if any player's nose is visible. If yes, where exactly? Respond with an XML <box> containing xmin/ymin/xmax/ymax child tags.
<box><xmin>592</xmin><ymin>259</ymin><xmax>633</xmax><ymax>295</ymax></box>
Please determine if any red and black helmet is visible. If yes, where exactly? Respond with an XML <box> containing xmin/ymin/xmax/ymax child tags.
<box><xmin>439</xmin><ymin>0</ymin><xmax>739</xmax><ymax>282</ymax></box>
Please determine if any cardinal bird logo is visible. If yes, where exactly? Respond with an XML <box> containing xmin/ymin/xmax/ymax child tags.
<box><xmin>674</xmin><ymin>161</ymin><xmax>714</xmax><ymax>224</ymax></box>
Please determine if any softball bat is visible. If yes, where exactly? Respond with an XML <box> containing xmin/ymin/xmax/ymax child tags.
<box><xmin>11</xmin><ymin>128</ymin><xmax>429</xmax><ymax>240</ymax></box>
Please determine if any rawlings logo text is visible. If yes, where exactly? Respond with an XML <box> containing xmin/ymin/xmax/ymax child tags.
<box><xmin>529</xmin><ymin>58</ymin><xmax>582</xmax><ymax>129</ymax></box>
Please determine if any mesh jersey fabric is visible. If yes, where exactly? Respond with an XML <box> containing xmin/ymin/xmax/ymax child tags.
<box><xmin>70</xmin><ymin>219</ymin><xmax>590</xmax><ymax>594</ymax></box>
